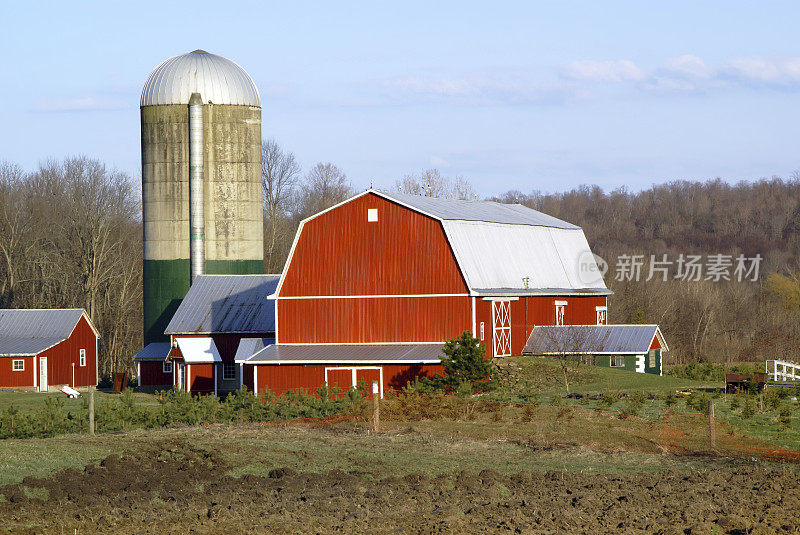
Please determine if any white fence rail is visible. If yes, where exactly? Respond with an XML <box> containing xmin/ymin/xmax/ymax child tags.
<box><xmin>765</xmin><ymin>359</ymin><xmax>800</xmax><ymax>382</ymax></box>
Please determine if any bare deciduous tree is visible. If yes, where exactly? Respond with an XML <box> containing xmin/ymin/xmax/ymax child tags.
<box><xmin>262</xmin><ymin>139</ymin><xmax>301</xmax><ymax>273</ymax></box>
<box><xmin>395</xmin><ymin>169</ymin><xmax>476</xmax><ymax>200</ymax></box>
<box><xmin>297</xmin><ymin>162</ymin><xmax>352</xmax><ymax>218</ymax></box>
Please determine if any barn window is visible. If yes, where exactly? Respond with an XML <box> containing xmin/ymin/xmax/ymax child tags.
<box><xmin>79</xmin><ymin>349</ymin><xmax>86</xmax><ymax>367</ymax></box>
<box><xmin>610</xmin><ymin>355</ymin><xmax>625</xmax><ymax>367</ymax></box>
<box><xmin>480</xmin><ymin>322</ymin><xmax>485</xmax><ymax>341</ymax></box>
<box><xmin>367</xmin><ymin>208</ymin><xmax>378</xmax><ymax>222</ymax></box>
<box><xmin>596</xmin><ymin>306</ymin><xmax>607</xmax><ymax>325</ymax></box>
<box><xmin>12</xmin><ymin>359</ymin><xmax>24</xmax><ymax>371</ymax></box>
<box><xmin>555</xmin><ymin>301</ymin><xmax>567</xmax><ymax>326</ymax></box>
<box><xmin>163</xmin><ymin>361</ymin><xmax>173</xmax><ymax>374</ymax></box>
<box><xmin>223</xmin><ymin>362</ymin><xmax>236</xmax><ymax>381</ymax></box>
<box><xmin>648</xmin><ymin>350</ymin><xmax>657</xmax><ymax>368</ymax></box>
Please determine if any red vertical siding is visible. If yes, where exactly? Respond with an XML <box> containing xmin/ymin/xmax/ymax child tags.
<box><xmin>38</xmin><ymin>315</ymin><xmax>98</xmax><ymax>388</ymax></box>
<box><xmin>476</xmin><ymin>295</ymin><xmax>608</xmax><ymax>357</ymax></box>
<box><xmin>280</xmin><ymin>193</ymin><xmax>468</xmax><ymax>297</ymax></box>
<box><xmin>139</xmin><ymin>361</ymin><xmax>173</xmax><ymax>386</ymax></box>
<box><xmin>188</xmin><ymin>363</ymin><xmax>215</xmax><ymax>394</ymax></box>
<box><xmin>279</xmin><ymin>296</ymin><xmax>471</xmax><ymax>344</ymax></box>
<box><xmin>0</xmin><ymin>356</ymin><xmax>34</xmax><ymax>387</ymax></box>
<box><xmin>254</xmin><ymin>363</ymin><xmax>445</xmax><ymax>397</ymax></box>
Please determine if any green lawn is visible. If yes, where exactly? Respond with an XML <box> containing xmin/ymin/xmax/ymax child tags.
<box><xmin>498</xmin><ymin>356</ymin><xmax>718</xmax><ymax>397</ymax></box>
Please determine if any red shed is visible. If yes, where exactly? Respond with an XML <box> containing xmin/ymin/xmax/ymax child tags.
<box><xmin>0</xmin><ymin>309</ymin><xmax>99</xmax><ymax>391</ymax></box>
<box><xmin>236</xmin><ymin>190</ymin><xmax>611</xmax><ymax>396</ymax></box>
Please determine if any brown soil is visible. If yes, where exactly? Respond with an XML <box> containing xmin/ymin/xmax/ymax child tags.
<box><xmin>1</xmin><ymin>442</ymin><xmax>798</xmax><ymax>534</ymax></box>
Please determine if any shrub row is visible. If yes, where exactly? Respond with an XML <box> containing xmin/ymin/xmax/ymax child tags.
<box><xmin>0</xmin><ymin>385</ymin><xmax>366</xmax><ymax>440</ymax></box>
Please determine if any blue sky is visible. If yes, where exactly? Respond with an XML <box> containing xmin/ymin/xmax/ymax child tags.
<box><xmin>2</xmin><ymin>1</ymin><xmax>799</xmax><ymax>196</ymax></box>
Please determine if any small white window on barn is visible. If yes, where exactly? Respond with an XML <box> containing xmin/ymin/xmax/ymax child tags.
<box><xmin>79</xmin><ymin>349</ymin><xmax>86</xmax><ymax>367</ymax></box>
<box><xmin>555</xmin><ymin>301</ymin><xmax>567</xmax><ymax>326</ymax></box>
<box><xmin>611</xmin><ymin>355</ymin><xmax>625</xmax><ymax>367</ymax></box>
<box><xmin>12</xmin><ymin>359</ymin><xmax>24</xmax><ymax>371</ymax></box>
<box><xmin>596</xmin><ymin>306</ymin><xmax>607</xmax><ymax>325</ymax></box>
<box><xmin>367</xmin><ymin>208</ymin><xmax>378</xmax><ymax>222</ymax></box>
<box><xmin>163</xmin><ymin>361</ymin><xmax>173</xmax><ymax>374</ymax></box>
<box><xmin>480</xmin><ymin>322</ymin><xmax>485</xmax><ymax>341</ymax></box>
<box><xmin>223</xmin><ymin>362</ymin><xmax>236</xmax><ymax>381</ymax></box>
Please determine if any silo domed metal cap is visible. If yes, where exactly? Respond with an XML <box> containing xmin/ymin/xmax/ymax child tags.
<box><xmin>140</xmin><ymin>50</ymin><xmax>260</xmax><ymax>107</ymax></box>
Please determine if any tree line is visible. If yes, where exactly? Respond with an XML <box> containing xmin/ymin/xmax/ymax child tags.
<box><xmin>2</xmin><ymin>145</ymin><xmax>798</xmax><ymax>374</ymax></box>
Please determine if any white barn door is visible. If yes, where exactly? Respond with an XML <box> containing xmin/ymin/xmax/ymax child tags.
<box><xmin>492</xmin><ymin>300</ymin><xmax>511</xmax><ymax>357</ymax></box>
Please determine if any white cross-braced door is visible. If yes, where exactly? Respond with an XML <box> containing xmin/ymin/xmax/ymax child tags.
<box><xmin>492</xmin><ymin>300</ymin><xmax>511</xmax><ymax>357</ymax></box>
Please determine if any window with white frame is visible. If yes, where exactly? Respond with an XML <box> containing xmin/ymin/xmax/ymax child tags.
<box><xmin>12</xmin><ymin>359</ymin><xmax>24</xmax><ymax>371</ymax></box>
<box><xmin>479</xmin><ymin>322</ymin><xmax>485</xmax><ymax>341</ymax></box>
<box><xmin>555</xmin><ymin>301</ymin><xmax>567</xmax><ymax>326</ymax></box>
<box><xmin>367</xmin><ymin>208</ymin><xmax>378</xmax><ymax>222</ymax></box>
<box><xmin>79</xmin><ymin>349</ymin><xmax>86</xmax><ymax>367</ymax></box>
<box><xmin>611</xmin><ymin>355</ymin><xmax>625</xmax><ymax>367</ymax></box>
<box><xmin>596</xmin><ymin>306</ymin><xmax>607</xmax><ymax>325</ymax></box>
<box><xmin>223</xmin><ymin>362</ymin><xmax>237</xmax><ymax>381</ymax></box>
<box><xmin>163</xmin><ymin>360</ymin><xmax>173</xmax><ymax>374</ymax></box>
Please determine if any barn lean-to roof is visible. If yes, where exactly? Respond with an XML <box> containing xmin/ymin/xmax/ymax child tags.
<box><xmin>237</xmin><ymin>343</ymin><xmax>444</xmax><ymax>365</ymax></box>
<box><xmin>523</xmin><ymin>325</ymin><xmax>668</xmax><ymax>355</ymax></box>
<box><xmin>165</xmin><ymin>275</ymin><xmax>280</xmax><ymax>335</ymax></box>
<box><xmin>0</xmin><ymin>309</ymin><xmax>97</xmax><ymax>356</ymax></box>
<box><xmin>274</xmin><ymin>190</ymin><xmax>609</xmax><ymax>297</ymax></box>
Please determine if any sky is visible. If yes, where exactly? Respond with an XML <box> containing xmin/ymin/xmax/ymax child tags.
<box><xmin>2</xmin><ymin>1</ymin><xmax>799</xmax><ymax>197</ymax></box>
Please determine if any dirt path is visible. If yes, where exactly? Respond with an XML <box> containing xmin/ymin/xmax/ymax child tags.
<box><xmin>1</xmin><ymin>441</ymin><xmax>798</xmax><ymax>534</ymax></box>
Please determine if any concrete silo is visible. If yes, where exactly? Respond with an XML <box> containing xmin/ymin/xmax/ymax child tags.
<box><xmin>140</xmin><ymin>50</ymin><xmax>263</xmax><ymax>343</ymax></box>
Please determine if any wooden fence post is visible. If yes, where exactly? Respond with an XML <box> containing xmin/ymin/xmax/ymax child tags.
<box><xmin>89</xmin><ymin>386</ymin><xmax>95</xmax><ymax>436</ymax></box>
<box><xmin>708</xmin><ymin>400</ymin><xmax>715</xmax><ymax>451</ymax></box>
<box><xmin>372</xmin><ymin>381</ymin><xmax>380</xmax><ymax>433</ymax></box>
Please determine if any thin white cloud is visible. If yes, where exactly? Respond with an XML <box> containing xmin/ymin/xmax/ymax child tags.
<box><xmin>35</xmin><ymin>96</ymin><xmax>127</xmax><ymax>112</ymax></box>
<box><xmin>721</xmin><ymin>56</ymin><xmax>800</xmax><ymax>85</ymax></box>
<box><xmin>660</xmin><ymin>55</ymin><xmax>713</xmax><ymax>80</ymax></box>
<box><xmin>560</xmin><ymin>60</ymin><xmax>646</xmax><ymax>83</ymax></box>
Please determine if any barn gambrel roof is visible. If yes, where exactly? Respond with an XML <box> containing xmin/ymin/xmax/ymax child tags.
<box><xmin>0</xmin><ymin>309</ymin><xmax>98</xmax><ymax>356</ymax></box>
<box><xmin>165</xmin><ymin>274</ymin><xmax>280</xmax><ymax>334</ymax></box>
<box><xmin>276</xmin><ymin>190</ymin><xmax>609</xmax><ymax>297</ymax></box>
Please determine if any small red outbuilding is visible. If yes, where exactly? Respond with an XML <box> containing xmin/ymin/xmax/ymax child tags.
<box><xmin>0</xmin><ymin>309</ymin><xmax>99</xmax><ymax>391</ymax></box>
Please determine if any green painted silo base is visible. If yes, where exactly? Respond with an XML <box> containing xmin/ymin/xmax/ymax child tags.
<box><xmin>143</xmin><ymin>258</ymin><xmax>263</xmax><ymax>344</ymax></box>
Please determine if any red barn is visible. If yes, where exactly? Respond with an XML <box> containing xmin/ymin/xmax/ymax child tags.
<box><xmin>133</xmin><ymin>275</ymin><xmax>278</xmax><ymax>394</ymax></box>
<box><xmin>0</xmin><ymin>309</ymin><xmax>99</xmax><ymax>391</ymax></box>
<box><xmin>236</xmin><ymin>190</ymin><xmax>611</xmax><ymax>396</ymax></box>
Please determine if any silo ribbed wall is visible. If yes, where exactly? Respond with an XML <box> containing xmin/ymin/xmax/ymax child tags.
<box><xmin>141</xmin><ymin>104</ymin><xmax>263</xmax><ymax>343</ymax></box>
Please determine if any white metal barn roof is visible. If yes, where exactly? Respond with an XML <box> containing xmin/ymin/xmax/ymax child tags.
<box><xmin>238</xmin><ymin>343</ymin><xmax>444</xmax><ymax>364</ymax></box>
<box><xmin>141</xmin><ymin>50</ymin><xmax>261</xmax><ymax>107</ymax></box>
<box><xmin>166</xmin><ymin>275</ymin><xmax>280</xmax><ymax>335</ymax></box>
<box><xmin>175</xmin><ymin>337</ymin><xmax>222</xmax><ymax>363</ymax></box>
<box><xmin>0</xmin><ymin>309</ymin><xmax>94</xmax><ymax>356</ymax></box>
<box><xmin>523</xmin><ymin>325</ymin><xmax>668</xmax><ymax>355</ymax></box>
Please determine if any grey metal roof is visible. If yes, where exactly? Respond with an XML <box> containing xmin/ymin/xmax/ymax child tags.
<box><xmin>239</xmin><ymin>343</ymin><xmax>444</xmax><ymax>364</ymax></box>
<box><xmin>165</xmin><ymin>275</ymin><xmax>280</xmax><ymax>334</ymax></box>
<box><xmin>234</xmin><ymin>337</ymin><xmax>275</xmax><ymax>361</ymax></box>
<box><xmin>0</xmin><ymin>309</ymin><xmax>85</xmax><ymax>356</ymax></box>
<box><xmin>524</xmin><ymin>325</ymin><xmax>664</xmax><ymax>355</ymax></box>
<box><xmin>377</xmin><ymin>190</ymin><xmax>579</xmax><ymax>229</ymax></box>
<box><xmin>132</xmin><ymin>343</ymin><xmax>171</xmax><ymax>362</ymax></box>
<box><xmin>141</xmin><ymin>50</ymin><xmax>261</xmax><ymax>107</ymax></box>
